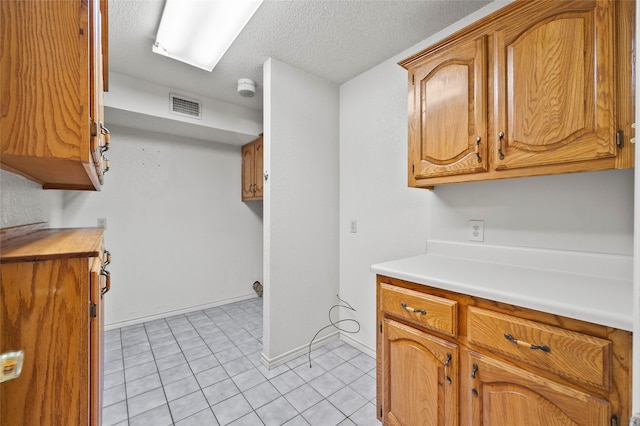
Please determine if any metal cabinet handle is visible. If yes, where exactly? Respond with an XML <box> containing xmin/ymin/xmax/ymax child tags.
<box><xmin>401</xmin><ymin>302</ymin><xmax>426</xmax><ymax>315</ymax></box>
<box><xmin>100</xmin><ymin>250</ymin><xmax>112</xmax><ymax>297</ymax></box>
<box><xmin>100</xmin><ymin>267</ymin><xmax>111</xmax><ymax>296</ymax></box>
<box><xmin>475</xmin><ymin>136</ymin><xmax>482</xmax><ymax>163</ymax></box>
<box><xmin>100</xmin><ymin>124</ymin><xmax>110</xmax><ymax>153</ymax></box>
<box><xmin>103</xmin><ymin>156</ymin><xmax>110</xmax><ymax>173</ymax></box>
<box><xmin>504</xmin><ymin>333</ymin><xmax>551</xmax><ymax>352</ymax></box>
<box><xmin>498</xmin><ymin>132</ymin><xmax>505</xmax><ymax>160</ymax></box>
<box><xmin>444</xmin><ymin>353</ymin><xmax>452</xmax><ymax>384</ymax></box>
<box><xmin>471</xmin><ymin>363</ymin><xmax>479</xmax><ymax>397</ymax></box>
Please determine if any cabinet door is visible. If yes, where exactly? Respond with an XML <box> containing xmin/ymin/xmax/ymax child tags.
<box><xmin>407</xmin><ymin>35</ymin><xmax>488</xmax><ymax>184</ymax></box>
<box><xmin>0</xmin><ymin>0</ymin><xmax>104</xmax><ymax>190</ymax></box>
<box><xmin>0</xmin><ymin>258</ymin><xmax>90</xmax><ymax>425</ymax></box>
<box><xmin>465</xmin><ymin>351</ymin><xmax>610</xmax><ymax>426</ymax></box>
<box><xmin>242</xmin><ymin>142</ymin><xmax>255</xmax><ymax>200</ymax></box>
<box><xmin>494</xmin><ymin>0</ymin><xmax>617</xmax><ymax>171</ymax></box>
<box><xmin>253</xmin><ymin>137</ymin><xmax>264</xmax><ymax>198</ymax></box>
<box><xmin>382</xmin><ymin>319</ymin><xmax>458</xmax><ymax>426</ymax></box>
<box><xmin>90</xmin><ymin>258</ymin><xmax>104</xmax><ymax>426</ymax></box>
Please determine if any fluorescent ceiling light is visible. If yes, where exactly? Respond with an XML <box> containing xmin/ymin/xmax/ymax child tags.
<box><xmin>153</xmin><ymin>0</ymin><xmax>263</xmax><ymax>72</ymax></box>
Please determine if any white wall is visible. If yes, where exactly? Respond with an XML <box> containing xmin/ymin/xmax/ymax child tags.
<box><xmin>339</xmin><ymin>0</ymin><xmax>634</xmax><ymax>353</ymax></box>
<box><xmin>339</xmin><ymin>59</ymin><xmax>430</xmax><ymax>354</ymax></box>
<box><xmin>262</xmin><ymin>58</ymin><xmax>340</xmax><ymax>365</ymax></box>
<box><xmin>0</xmin><ymin>170</ymin><xmax>63</xmax><ymax>229</ymax></box>
<box><xmin>61</xmin><ymin>124</ymin><xmax>264</xmax><ymax>328</ymax></box>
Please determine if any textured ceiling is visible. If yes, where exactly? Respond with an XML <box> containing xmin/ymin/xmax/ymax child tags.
<box><xmin>109</xmin><ymin>0</ymin><xmax>491</xmax><ymax>111</ymax></box>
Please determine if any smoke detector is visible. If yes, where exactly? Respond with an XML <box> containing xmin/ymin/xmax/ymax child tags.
<box><xmin>237</xmin><ymin>78</ymin><xmax>256</xmax><ymax>98</ymax></box>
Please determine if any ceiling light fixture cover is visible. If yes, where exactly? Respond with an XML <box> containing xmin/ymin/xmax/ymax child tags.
<box><xmin>152</xmin><ymin>0</ymin><xmax>263</xmax><ymax>72</ymax></box>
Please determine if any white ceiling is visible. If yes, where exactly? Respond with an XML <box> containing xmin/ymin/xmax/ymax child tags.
<box><xmin>108</xmin><ymin>0</ymin><xmax>491</xmax><ymax>112</ymax></box>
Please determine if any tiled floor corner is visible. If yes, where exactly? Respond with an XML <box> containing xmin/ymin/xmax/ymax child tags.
<box><xmin>102</xmin><ymin>297</ymin><xmax>381</xmax><ymax>426</ymax></box>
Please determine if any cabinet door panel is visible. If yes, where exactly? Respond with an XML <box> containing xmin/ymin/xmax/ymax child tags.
<box><xmin>495</xmin><ymin>1</ymin><xmax>616</xmax><ymax>170</ymax></box>
<box><xmin>241</xmin><ymin>143</ymin><xmax>255</xmax><ymax>199</ymax></box>
<box><xmin>383</xmin><ymin>319</ymin><xmax>458</xmax><ymax>426</ymax></box>
<box><xmin>253</xmin><ymin>137</ymin><xmax>264</xmax><ymax>197</ymax></box>
<box><xmin>90</xmin><ymin>258</ymin><xmax>104</xmax><ymax>426</ymax></box>
<box><xmin>408</xmin><ymin>35</ymin><xmax>488</xmax><ymax>182</ymax></box>
<box><xmin>466</xmin><ymin>351</ymin><xmax>610</xmax><ymax>426</ymax></box>
<box><xmin>0</xmin><ymin>259</ymin><xmax>90</xmax><ymax>425</ymax></box>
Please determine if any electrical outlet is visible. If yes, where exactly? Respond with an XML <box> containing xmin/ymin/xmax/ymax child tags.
<box><xmin>468</xmin><ymin>220</ymin><xmax>484</xmax><ymax>242</ymax></box>
<box><xmin>97</xmin><ymin>218</ymin><xmax>107</xmax><ymax>230</ymax></box>
<box><xmin>350</xmin><ymin>220</ymin><xmax>357</xmax><ymax>233</ymax></box>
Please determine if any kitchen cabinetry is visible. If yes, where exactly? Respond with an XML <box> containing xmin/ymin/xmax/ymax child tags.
<box><xmin>0</xmin><ymin>224</ymin><xmax>110</xmax><ymax>425</ymax></box>
<box><xmin>376</xmin><ymin>276</ymin><xmax>631</xmax><ymax>425</ymax></box>
<box><xmin>400</xmin><ymin>0</ymin><xmax>635</xmax><ymax>188</ymax></box>
<box><xmin>242</xmin><ymin>135</ymin><xmax>264</xmax><ymax>201</ymax></box>
<box><xmin>0</xmin><ymin>0</ymin><xmax>110</xmax><ymax>191</ymax></box>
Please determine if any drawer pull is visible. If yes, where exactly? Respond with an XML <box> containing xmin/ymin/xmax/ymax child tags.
<box><xmin>504</xmin><ymin>333</ymin><xmax>551</xmax><ymax>352</ymax></box>
<box><xmin>401</xmin><ymin>302</ymin><xmax>426</xmax><ymax>315</ymax></box>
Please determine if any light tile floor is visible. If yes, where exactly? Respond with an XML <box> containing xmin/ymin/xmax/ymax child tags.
<box><xmin>102</xmin><ymin>297</ymin><xmax>381</xmax><ymax>426</ymax></box>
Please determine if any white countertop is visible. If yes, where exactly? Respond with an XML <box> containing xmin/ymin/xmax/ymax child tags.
<box><xmin>371</xmin><ymin>241</ymin><xmax>634</xmax><ymax>331</ymax></box>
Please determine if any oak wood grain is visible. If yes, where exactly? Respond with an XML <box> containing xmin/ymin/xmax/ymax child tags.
<box><xmin>400</xmin><ymin>0</ymin><xmax>635</xmax><ymax>188</ymax></box>
<box><xmin>0</xmin><ymin>0</ymin><xmax>107</xmax><ymax>190</ymax></box>
<box><xmin>1</xmin><ymin>228</ymin><xmax>103</xmax><ymax>263</ymax></box>
<box><xmin>377</xmin><ymin>275</ymin><xmax>632</xmax><ymax>425</ymax></box>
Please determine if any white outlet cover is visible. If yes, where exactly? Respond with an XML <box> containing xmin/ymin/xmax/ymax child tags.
<box><xmin>468</xmin><ymin>220</ymin><xmax>484</xmax><ymax>242</ymax></box>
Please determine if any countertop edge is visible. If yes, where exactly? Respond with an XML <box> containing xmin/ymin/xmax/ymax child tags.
<box><xmin>372</xmin><ymin>251</ymin><xmax>633</xmax><ymax>331</ymax></box>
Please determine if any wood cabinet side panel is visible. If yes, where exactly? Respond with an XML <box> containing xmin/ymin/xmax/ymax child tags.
<box><xmin>0</xmin><ymin>258</ymin><xmax>91</xmax><ymax>425</ymax></box>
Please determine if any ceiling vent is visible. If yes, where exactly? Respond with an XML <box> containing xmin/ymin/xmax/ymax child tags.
<box><xmin>170</xmin><ymin>93</ymin><xmax>202</xmax><ymax>119</ymax></box>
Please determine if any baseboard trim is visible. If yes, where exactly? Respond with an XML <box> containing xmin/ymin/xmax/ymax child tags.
<box><xmin>260</xmin><ymin>331</ymin><xmax>340</xmax><ymax>370</ymax></box>
<box><xmin>340</xmin><ymin>332</ymin><xmax>376</xmax><ymax>359</ymax></box>
<box><xmin>105</xmin><ymin>294</ymin><xmax>259</xmax><ymax>330</ymax></box>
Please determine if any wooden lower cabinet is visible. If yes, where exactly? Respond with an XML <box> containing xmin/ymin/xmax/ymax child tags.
<box><xmin>0</xmin><ymin>225</ymin><xmax>108</xmax><ymax>425</ymax></box>
<box><xmin>464</xmin><ymin>351</ymin><xmax>610</xmax><ymax>426</ymax></box>
<box><xmin>382</xmin><ymin>319</ymin><xmax>458</xmax><ymax>426</ymax></box>
<box><xmin>376</xmin><ymin>275</ymin><xmax>631</xmax><ymax>426</ymax></box>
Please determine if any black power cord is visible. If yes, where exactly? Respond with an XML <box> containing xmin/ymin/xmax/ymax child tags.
<box><xmin>307</xmin><ymin>295</ymin><xmax>361</xmax><ymax>368</ymax></box>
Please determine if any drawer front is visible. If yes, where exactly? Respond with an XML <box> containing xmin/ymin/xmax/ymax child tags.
<box><xmin>467</xmin><ymin>306</ymin><xmax>611</xmax><ymax>390</ymax></box>
<box><xmin>380</xmin><ymin>283</ymin><xmax>457</xmax><ymax>336</ymax></box>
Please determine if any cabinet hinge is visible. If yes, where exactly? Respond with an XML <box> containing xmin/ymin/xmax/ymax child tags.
<box><xmin>379</xmin><ymin>321</ymin><xmax>382</xmax><ymax>333</ymax></box>
<box><xmin>89</xmin><ymin>303</ymin><xmax>97</xmax><ymax>318</ymax></box>
<box><xmin>412</xmin><ymin>74</ymin><xmax>414</xmax><ymax>85</ymax></box>
<box><xmin>412</xmin><ymin>164</ymin><xmax>415</xmax><ymax>174</ymax></box>
<box><xmin>380</xmin><ymin>407</ymin><xmax>383</xmax><ymax>418</ymax></box>
<box><xmin>616</xmin><ymin>130</ymin><xmax>624</xmax><ymax>148</ymax></box>
<box><xmin>90</xmin><ymin>120</ymin><xmax>99</xmax><ymax>137</ymax></box>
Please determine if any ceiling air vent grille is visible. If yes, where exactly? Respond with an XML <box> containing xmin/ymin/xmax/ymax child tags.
<box><xmin>170</xmin><ymin>93</ymin><xmax>202</xmax><ymax>119</ymax></box>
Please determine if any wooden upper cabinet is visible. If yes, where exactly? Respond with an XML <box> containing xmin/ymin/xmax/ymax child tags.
<box><xmin>242</xmin><ymin>135</ymin><xmax>263</xmax><ymax>201</ymax></box>
<box><xmin>401</xmin><ymin>0</ymin><xmax>634</xmax><ymax>188</ymax></box>
<box><xmin>495</xmin><ymin>1</ymin><xmax>616</xmax><ymax>171</ymax></box>
<box><xmin>0</xmin><ymin>0</ymin><xmax>110</xmax><ymax>191</ymax></box>
<box><xmin>407</xmin><ymin>35</ymin><xmax>488</xmax><ymax>184</ymax></box>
